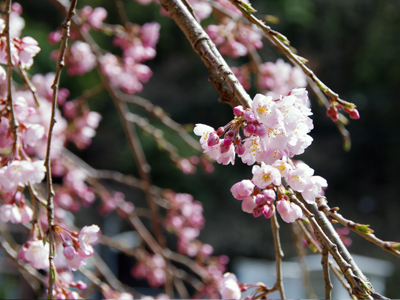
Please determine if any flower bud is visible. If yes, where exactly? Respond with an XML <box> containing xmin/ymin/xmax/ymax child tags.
<box><xmin>349</xmin><ymin>108</ymin><xmax>360</xmax><ymax>119</ymax></box>
<box><xmin>62</xmin><ymin>242</ymin><xmax>76</xmax><ymax>260</ymax></box>
<box><xmin>207</xmin><ymin>132</ymin><xmax>219</xmax><ymax>147</ymax></box>
<box><xmin>233</xmin><ymin>105</ymin><xmax>245</xmax><ymax>116</ymax></box>
<box><xmin>261</xmin><ymin>204</ymin><xmax>274</xmax><ymax>219</ymax></box>
<box><xmin>244</xmin><ymin>124</ymin><xmax>255</xmax><ymax>135</ymax></box>
<box><xmin>254</xmin><ymin>124</ymin><xmax>267</xmax><ymax>136</ymax></box>
<box><xmin>231</xmin><ymin>180</ymin><xmax>255</xmax><ymax>200</ymax></box>
<box><xmin>243</xmin><ymin>110</ymin><xmax>256</xmax><ymax>122</ymax></box>
<box><xmin>216</xmin><ymin>127</ymin><xmax>225</xmax><ymax>136</ymax></box>
<box><xmin>235</xmin><ymin>143</ymin><xmax>245</xmax><ymax>155</ymax></box>
<box><xmin>224</xmin><ymin>136</ymin><xmax>233</xmax><ymax>148</ymax></box>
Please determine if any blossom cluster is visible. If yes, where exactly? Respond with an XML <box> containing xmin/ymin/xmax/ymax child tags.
<box><xmin>194</xmin><ymin>88</ymin><xmax>328</xmax><ymax>223</ymax></box>
<box><xmin>206</xmin><ymin>18</ymin><xmax>263</xmax><ymax>58</ymax></box>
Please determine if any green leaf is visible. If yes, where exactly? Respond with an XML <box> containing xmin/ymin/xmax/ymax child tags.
<box><xmin>239</xmin><ymin>1</ymin><xmax>256</xmax><ymax>13</ymax></box>
<box><xmin>355</xmin><ymin>224</ymin><xmax>374</xmax><ymax>234</ymax></box>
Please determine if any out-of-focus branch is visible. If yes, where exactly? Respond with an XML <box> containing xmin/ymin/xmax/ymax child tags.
<box><xmin>290</xmin><ymin>223</ymin><xmax>317</xmax><ymax>299</ymax></box>
<box><xmin>120</xmin><ymin>94</ymin><xmax>202</xmax><ymax>152</ymax></box>
<box><xmin>44</xmin><ymin>1</ymin><xmax>78</xmax><ymax>298</ymax></box>
<box><xmin>125</xmin><ymin>111</ymin><xmax>180</xmax><ymax>163</ymax></box>
<box><xmin>0</xmin><ymin>236</ymin><xmax>47</xmax><ymax>292</ymax></box>
<box><xmin>317</xmin><ymin>197</ymin><xmax>400</xmax><ymax>259</ymax></box>
<box><xmin>296</xmin><ymin>220</ymin><xmax>355</xmax><ymax>298</ymax></box>
<box><xmin>159</xmin><ymin>0</ymin><xmax>252</xmax><ymax>109</ymax></box>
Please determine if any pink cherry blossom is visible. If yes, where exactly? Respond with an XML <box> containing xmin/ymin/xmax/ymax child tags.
<box><xmin>18</xmin><ymin>36</ymin><xmax>41</xmax><ymax>69</ymax></box>
<box><xmin>22</xmin><ymin>239</ymin><xmax>50</xmax><ymax>270</ymax></box>
<box><xmin>252</xmin><ymin>94</ymin><xmax>283</xmax><ymax>127</ymax></box>
<box><xmin>241</xmin><ymin>196</ymin><xmax>256</xmax><ymax>213</ymax></box>
<box><xmin>252</xmin><ymin>162</ymin><xmax>281</xmax><ymax>189</ymax></box>
<box><xmin>220</xmin><ymin>272</ymin><xmax>241</xmax><ymax>300</ymax></box>
<box><xmin>78</xmin><ymin>224</ymin><xmax>101</xmax><ymax>257</ymax></box>
<box><xmin>287</xmin><ymin>163</ymin><xmax>314</xmax><ymax>193</ymax></box>
<box><xmin>0</xmin><ymin>204</ymin><xmax>21</xmax><ymax>223</ymax></box>
<box><xmin>276</xmin><ymin>200</ymin><xmax>302</xmax><ymax>223</ymax></box>
<box><xmin>301</xmin><ymin>175</ymin><xmax>328</xmax><ymax>203</ymax></box>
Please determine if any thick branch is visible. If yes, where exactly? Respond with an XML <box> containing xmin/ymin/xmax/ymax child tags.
<box><xmin>159</xmin><ymin>0</ymin><xmax>252</xmax><ymax>109</ymax></box>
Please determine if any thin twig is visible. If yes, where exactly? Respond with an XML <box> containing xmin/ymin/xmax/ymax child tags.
<box><xmin>290</xmin><ymin>223</ymin><xmax>318</xmax><ymax>299</ymax></box>
<box><xmin>270</xmin><ymin>213</ymin><xmax>285</xmax><ymax>299</ymax></box>
<box><xmin>3</xmin><ymin>0</ymin><xmax>19</xmax><ymax>151</ymax></box>
<box><xmin>18</xmin><ymin>65</ymin><xmax>40</xmax><ymax>107</ymax></box>
<box><xmin>121</xmin><ymin>94</ymin><xmax>202</xmax><ymax>152</ymax></box>
<box><xmin>92</xmin><ymin>252</ymin><xmax>126</xmax><ymax>293</ymax></box>
<box><xmin>125</xmin><ymin>111</ymin><xmax>180</xmax><ymax>163</ymax></box>
<box><xmin>114</xmin><ymin>0</ymin><xmax>130</xmax><ymax>27</ymax></box>
<box><xmin>229</xmin><ymin>0</ymin><xmax>356</xmax><ymax>110</ymax></box>
<box><xmin>296</xmin><ymin>220</ymin><xmax>355</xmax><ymax>298</ymax></box>
<box><xmin>44</xmin><ymin>0</ymin><xmax>78</xmax><ymax>298</ymax></box>
<box><xmin>317</xmin><ymin>197</ymin><xmax>400</xmax><ymax>259</ymax></box>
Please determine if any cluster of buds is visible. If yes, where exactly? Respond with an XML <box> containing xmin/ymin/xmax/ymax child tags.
<box><xmin>327</xmin><ymin>101</ymin><xmax>360</xmax><ymax>122</ymax></box>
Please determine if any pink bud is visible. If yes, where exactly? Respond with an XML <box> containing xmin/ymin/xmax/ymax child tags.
<box><xmin>48</xmin><ymin>31</ymin><xmax>62</xmax><ymax>44</ymax></box>
<box><xmin>261</xmin><ymin>204</ymin><xmax>275</xmax><ymax>219</ymax></box>
<box><xmin>252</xmin><ymin>206</ymin><xmax>262</xmax><ymax>218</ymax></box>
<box><xmin>63</xmin><ymin>242</ymin><xmax>76</xmax><ymax>260</ymax></box>
<box><xmin>207</xmin><ymin>132</ymin><xmax>219</xmax><ymax>147</ymax></box>
<box><xmin>76</xmin><ymin>280</ymin><xmax>87</xmax><ymax>290</ymax></box>
<box><xmin>255</xmin><ymin>194</ymin><xmax>265</xmax><ymax>205</ymax></box>
<box><xmin>216</xmin><ymin>127</ymin><xmax>225</xmax><ymax>136</ymax></box>
<box><xmin>224</xmin><ymin>136</ymin><xmax>232</xmax><ymax>148</ymax></box>
<box><xmin>349</xmin><ymin>109</ymin><xmax>360</xmax><ymax>119</ymax></box>
<box><xmin>226</xmin><ymin>130</ymin><xmax>235</xmax><ymax>138</ymax></box>
<box><xmin>243</xmin><ymin>110</ymin><xmax>256</xmax><ymax>122</ymax></box>
<box><xmin>262</xmin><ymin>189</ymin><xmax>276</xmax><ymax>203</ymax></box>
<box><xmin>233</xmin><ymin>105</ymin><xmax>245</xmax><ymax>116</ymax></box>
<box><xmin>231</xmin><ymin>180</ymin><xmax>255</xmax><ymax>200</ymax></box>
<box><xmin>254</xmin><ymin>124</ymin><xmax>267</xmax><ymax>136</ymax></box>
<box><xmin>244</xmin><ymin>124</ymin><xmax>255</xmax><ymax>135</ymax></box>
<box><xmin>235</xmin><ymin>144</ymin><xmax>245</xmax><ymax>155</ymax></box>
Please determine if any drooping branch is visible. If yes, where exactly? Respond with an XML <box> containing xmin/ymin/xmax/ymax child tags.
<box><xmin>44</xmin><ymin>0</ymin><xmax>78</xmax><ymax>297</ymax></box>
<box><xmin>295</xmin><ymin>220</ymin><xmax>355</xmax><ymax>298</ymax></box>
<box><xmin>321</xmin><ymin>246</ymin><xmax>333</xmax><ymax>299</ymax></box>
<box><xmin>270</xmin><ymin>213</ymin><xmax>285</xmax><ymax>299</ymax></box>
<box><xmin>120</xmin><ymin>94</ymin><xmax>202</xmax><ymax>152</ymax></box>
<box><xmin>317</xmin><ymin>197</ymin><xmax>400</xmax><ymax>259</ymax></box>
<box><xmin>285</xmin><ymin>187</ymin><xmax>374</xmax><ymax>299</ymax></box>
<box><xmin>3</xmin><ymin>0</ymin><xmax>19</xmax><ymax>151</ymax></box>
<box><xmin>228</xmin><ymin>0</ymin><xmax>357</xmax><ymax>111</ymax></box>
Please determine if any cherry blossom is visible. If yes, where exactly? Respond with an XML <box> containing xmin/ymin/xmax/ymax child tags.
<box><xmin>220</xmin><ymin>272</ymin><xmax>241</xmax><ymax>300</ymax></box>
<box><xmin>78</xmin><ymin>224</ymin><xmax>101</xmax><ymax>257</ymax></box>
<box><xmin>276</xmin><ymin>200</ymin><xmax>302</xmax><ymax>223</ymax></box>
<box><xmin>252</xmin><ymin>162</ymin><xmax>281</xmax><ymax>189</ymax></box>
<box><xmin>19</xmin><ymin>239</ymin><xmax>49</xmax><ymax>270</ymax></box>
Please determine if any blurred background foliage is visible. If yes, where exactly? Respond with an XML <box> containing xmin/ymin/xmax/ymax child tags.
<box><xmin>13</xmin><ymin>0</ymin><xmax>400</xmax><ymax>297</ymax></box>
